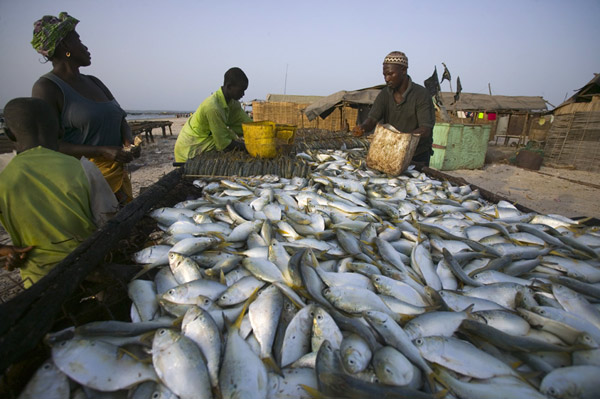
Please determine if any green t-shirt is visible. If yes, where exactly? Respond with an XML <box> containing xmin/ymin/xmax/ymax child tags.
<box><xmin>0</xmin><ymin>147</ymin><xmax>97</xmax><ymax>287</ymax></box>
<box><xmin>368</xmin><ymin>77</ymin><xmax>435</xmax><ymax>157</ymax></box>
<box><xmin>174</xmin><ymin>87</ymin><xmax>253</xmax><ymax>162</ymax></box>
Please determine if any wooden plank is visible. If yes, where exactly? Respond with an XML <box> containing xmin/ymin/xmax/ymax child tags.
<box><xmin>0</xmin><ymin>168</ymin><xmax>183</xmax><ymax>375</ymax></box>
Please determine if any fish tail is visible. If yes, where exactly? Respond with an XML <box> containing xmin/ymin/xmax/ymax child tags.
<box><xmin>233</xmin><ymin>286</ymin><xmax>260</xmax><ymax>329</ymax></box>
<box><xmin>299</xmin><ymin>384</ymin><xmax>327</xmax><ymax>399</ymax></box>
<box><xmin>262</xmin><ymin>355</ymin><xmax>283</xmax><ymax>376</ymax></box>
<box><xmin>131</xmin><ymin>263</ymin><xmax>158</xmax><ymax>281</ymax></box>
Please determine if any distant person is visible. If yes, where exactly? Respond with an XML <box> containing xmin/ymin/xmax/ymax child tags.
<box><xmin>0</xmin><ymin>98</ymin><xmax>101</xmax><ymax>288</ymax></box>
<box><xmin>31</xmin><ymin>12</ymin><xmax>140</xmax><ymax>204</ymax></box>
<box><xmin>353</xmin><ymin>51</ymin><xmax>435</xmax><ymax>165</ymax></box>
<box><xmin>174</xmin><ymin>67</ymin><xmax>253</xmax><ymax>162</ymax></box>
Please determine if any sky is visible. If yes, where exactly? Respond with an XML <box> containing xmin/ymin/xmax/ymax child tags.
<box><xmin>1</xmin><ymin>0</ymin><xmax>599</xmax><ymax>112</ymax></box>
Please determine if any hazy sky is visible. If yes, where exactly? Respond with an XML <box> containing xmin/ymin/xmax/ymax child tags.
<box><xmin>1</xmin><ymin>0</ymin><xmax>598</xmax><ymax>111</ymax></box>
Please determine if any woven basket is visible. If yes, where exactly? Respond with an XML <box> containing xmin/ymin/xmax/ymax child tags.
<box><xmin>366</xmin><ymin>124</ymin><xmax>420</xmax><ymax>175</ymax></box>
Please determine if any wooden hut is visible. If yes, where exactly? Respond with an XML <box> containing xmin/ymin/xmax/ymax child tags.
<box><xmin>437</xmin><ymin>92</ymin><xmax>549</xmax><ymax>146</ymax></box>
<box><xmin>544</xmin><ymin>74</ymin><xmax>600</xmax><ymax>171</ymax></box>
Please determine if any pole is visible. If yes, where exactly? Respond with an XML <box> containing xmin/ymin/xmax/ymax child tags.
<box><xmin>488</xmin><ymin>83</ymin><xmax>492</xmax><ymax>96</ymax></box>
<box><xmin>284</xmin><ymin>63</ymin><xmax>289</xmax><ymax>95</ymax></box>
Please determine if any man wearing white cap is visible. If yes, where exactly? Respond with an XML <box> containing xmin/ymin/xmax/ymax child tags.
<box><xmin>353</xmin><ymin>51</ymin><xmax>435</xmax><ymax>165</ymax></box>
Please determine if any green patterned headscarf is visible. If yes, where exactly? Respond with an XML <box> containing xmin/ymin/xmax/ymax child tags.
<box><xmin>31</xmin><ymin>12</ymin><xmax>79</xmax><ymax>58</ymax></box>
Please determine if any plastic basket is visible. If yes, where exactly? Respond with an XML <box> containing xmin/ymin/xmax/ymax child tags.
<box><xmin>242</xmin><ymin>121</ymin><xmax>297</xmax><ymax>158</ymax></box>
<box><xmin>366</xmin><ymin>124</ymin><xmax>420</xmax><ymax>175</ymax></box>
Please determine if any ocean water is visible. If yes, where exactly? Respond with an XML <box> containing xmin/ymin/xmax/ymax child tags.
<box><xmin>126</xmin><ymin>111</ymin><xmax>192</xmax><ymax>120</ymax></box>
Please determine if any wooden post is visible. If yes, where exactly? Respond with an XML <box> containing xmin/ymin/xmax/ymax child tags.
<box><xmin>521</xmin><ymin>112</ymin><xmax>530</xmax><ymax>146</ymax></box>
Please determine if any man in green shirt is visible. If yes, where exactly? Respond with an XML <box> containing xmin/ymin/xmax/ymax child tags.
<box><xmin>174</xmin><ymin>67</ymin><xmax>253</xmax><ymax>162</ymax></box>
<box><xmin>353</xmin><ymin>51</ymin><xmax>435</xmax><ymax>165</ymax></box>
<box><xmin>0</xmin><ymin>97</ymin><xmax>97</xmax><ymax>287</ymax></box>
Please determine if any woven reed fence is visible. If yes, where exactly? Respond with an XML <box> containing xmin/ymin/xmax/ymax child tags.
<box><xmin>252</xmin><ymin>101</ymin><xmax>358</xmax><ymax>131</ymax></box>
<box><xmin>543</xmin><ymin>111</ymin><xmax>600</xmax><ymax>171</ymax></box>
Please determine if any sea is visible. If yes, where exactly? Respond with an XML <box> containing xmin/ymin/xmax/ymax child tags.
<box><xmin>0</xmin><ymin>110</ymin><xmax>192</xmax><ymax>121</ymax></box>
<box><xmin>125</xmin><ymin>110</ymin><xmax>193</xmax><ymax>120</ymax></box>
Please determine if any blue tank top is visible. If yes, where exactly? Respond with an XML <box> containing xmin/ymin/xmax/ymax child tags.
<box><xmin>42</xmin><ymin>72</ymin><xmax>126</xmax><ymax>146</ymax></box>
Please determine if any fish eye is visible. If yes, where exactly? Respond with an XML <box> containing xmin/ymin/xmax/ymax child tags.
<box><xmin>159</xmin><ymin>329</ymin><xmax>166</xmax><ymax>335</ymax></box>
<box><xmin>168</xmin><ymin>289</ymin><xmax>175</xmax><ymax>295</ymax></box>
<box><xmin>43</xmin><ymin>363</ymin><xmax>51</xmax><ymax>370</ymax></box>
<box><xmin>415</xmin><ymin>338</ymin><xmax>423</xmax><ymax>345</ymax></box>
<box><xmin>152</xmin><ymin>393</ymin><xmax>160</xmax><ymax>399</ymax></box>
<box><xmin>548</xmin><ymin>387</ymin><xmax>557</xmax><ymax>395</ymax></box>
<box><xmin>349</xmin><ymin>359</ymin><xmax>354</xmax><ymax>364</ymax></box>
<box><xmin>317</xmin><ymin>315</ymin><xmax>323</xmax><ymax>320</ymax></box>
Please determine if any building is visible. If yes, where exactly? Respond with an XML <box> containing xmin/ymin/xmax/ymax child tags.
<box><xmin>544</xmin><ymin>74</ymin><xmax>600</xmax><ymax>171</ymax></box>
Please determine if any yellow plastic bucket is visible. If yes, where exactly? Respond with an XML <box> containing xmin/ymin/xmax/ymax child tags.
<box><xmin>242</xmin><ymin>121</ymin><xmax>297</xmax><ymax>158</ymax></box>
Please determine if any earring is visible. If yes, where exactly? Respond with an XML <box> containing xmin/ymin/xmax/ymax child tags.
<box><xmin>66</xmin><ymin>52</ymin><xmax>71</xmax><ymax>58</ymax></box>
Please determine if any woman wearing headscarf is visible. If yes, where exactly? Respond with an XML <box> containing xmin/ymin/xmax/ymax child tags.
<box><xmin>31</xmin><ymin>12</ymin><xmax>140</xmax><ymax>204</ymax></box>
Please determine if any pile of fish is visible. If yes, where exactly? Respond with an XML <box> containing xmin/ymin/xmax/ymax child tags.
<box><xmin>183</xmin><ymin>150</ymin><xmax>313</xmax><ymax>179</ymax></box>
<box><xmin>18</xmin><ymin>148</ymin><xmax>600</xmax><ymax>399</ymax></box>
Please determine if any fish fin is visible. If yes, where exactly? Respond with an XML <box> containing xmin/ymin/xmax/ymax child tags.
<box><xmin>219</xmin><ymin>269</ymin><xmax>226</xmax><ymax>285</ymax></box>
<box><xmin>517</xmin><ymin>370</ymin><xmax>543</xmax><ymax>383</ymax></box>
<box><xmin>299</xmin><ymin>385</ymin><xmax>327</xmax><ymax>399</ymax></box>
<box><xmin>424</xmin><ymin>304</ymin><xmax>442</xmax><ymax>312</ymax></box>
<box><xmin>429</xmin><ymin>366</ymin><xmax>451</xmax><ymax>396</ymax></box>
<box><xmin>215</xmin><ymin>239</ymin><xmax>232</xmax><ymax>249</ymax></box>
<box><xmin>138</xmin><ymin>330</ymin><xmax>156</xmax><ymax>345</ymax></box>
<box><xmin>463</xmin><ymin>303</ymin><xmax>475</xmax><ymax>318</ymax></box>
<box><xmin>171</xmin><ymin>315</ymin><xmax>184</xmax><ymax>329</ymax></box>
<box><xmin>131</xmin><ymin>262</ymin><xmax>161</xmax><ymax>281</ymax></box>
<box><xmin>262</xmin><ymin>355</ymin><xmax>283</xmax><ymax>376</ymax></box>
<box><xmin>233</xmin><ymin>286</ymin><xmax>260</xmax><ymax>329</ymax></box>
<box><xmin>116</xmin><ymin>347</ymin><xmax>150</xmax><ymax>363</ymax></box>
<box><xmin>548</xmin><ymin>250</ymin><xmax>569</xmax><ymax>257</ymax></box>
<box><xmin>510</xmin><ymin>360</ymin><xmax>524</xmax><ymax>369</ymax></box>
<box><xmin>425</xmin><ymin>371</ymin><xmax>440</xmax><ymax>395</ymax></box>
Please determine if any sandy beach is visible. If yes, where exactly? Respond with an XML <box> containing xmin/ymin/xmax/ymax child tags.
<box><xmin>127</xmin><ymin>117</ymin><xmax>186</xmax><ymax>196</ymax></box>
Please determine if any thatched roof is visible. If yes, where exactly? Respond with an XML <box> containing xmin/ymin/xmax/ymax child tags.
<box><xmin>265</xmin><ymin>94</ymin><xmax>324</xmax><ymax>104</ymax></box>
<box><xmin>554</xmin><ymin>73</ymin><xmax>600</xmax><ymax>111</ymax></box>
<box><xmin>439</xmin><ymin>92</ymin><xmax>547</xmax><ymax>112</ymax></box>
<box><xmin>304</xmin><ymin>86</ymin><xmax>547</xmax><ymax>121</ymax></box>
<box><xmin>304</xmin><ymin>86</ymin><xmax>384</xmax><ymax>121</ymax></box>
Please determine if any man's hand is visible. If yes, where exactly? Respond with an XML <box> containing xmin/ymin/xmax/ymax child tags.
<box><xmin>352</xmin><ymin>125</ymin><xmax>365</xmax><ymax>137</ymax></box>
<box><xmin>0</xmin><ymin>245</ymin><xmax>33</xmax><ymax>271</ymax></box>
<box><xmin>100</xmin><ymin>146</ymin><xmax>135</xmax><ymax>163</ymax></box>
<box><xmin>226</xmin><ymin>140</ymin><xmax>247</xmax><ymax>152</ymax></box>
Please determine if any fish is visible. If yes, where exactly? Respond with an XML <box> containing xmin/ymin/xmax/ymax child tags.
<box><xmin>17</xmin><ymin>361</ymin><xmax>70</xmax><ymax>399</ymax></box>
<box><xmin>21</xmin><ymin>147</ymin><xmax>600</xmax><ymax>399</ymax></box>
<box><xmin>219</xmin><ymin>294</ymin><xmax>269</xmax><ymax>399</ymax></box>
<box><xmin>52</xmin><ymin>337</ymin><xmax>157</xmax><ymax>391</ymax></box>
<box><xmin>152</xmin><ymin>328</ymin><xmax>212</xmax><ymax>399</ymax></box>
